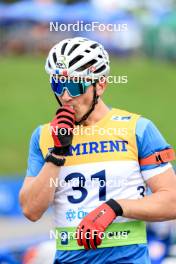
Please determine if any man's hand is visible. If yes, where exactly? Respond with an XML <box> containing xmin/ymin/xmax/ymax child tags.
<box><xmin>76</xmin><ymin>199</ymin><xmax>123</xmax><ymax>250</ymax></box>
<box><xmin>50</xmin><ymin>106</ymin><xmax>75</xmax><ymax>155</ymax></box>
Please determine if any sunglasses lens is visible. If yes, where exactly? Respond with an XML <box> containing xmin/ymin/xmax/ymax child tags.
<box><xmin>50</xmin><ymin>77</ymin><xmax>92</xmax><ymax>97</ymax></box>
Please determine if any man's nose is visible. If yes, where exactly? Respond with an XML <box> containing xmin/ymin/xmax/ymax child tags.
<box><xmin>61</xmin><ymin>89</ymin><xmax>72</xmax><ymax>101</ymax></box>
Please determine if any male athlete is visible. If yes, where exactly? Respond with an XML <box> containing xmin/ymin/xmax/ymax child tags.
<box><xmin>19</xmin><ymin>37</ymin><xmax>176</xmax><ymax>264</ymax></box>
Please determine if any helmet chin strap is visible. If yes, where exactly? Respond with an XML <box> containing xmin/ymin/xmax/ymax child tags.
<box><xmin>54</xmin><ymin>83</ymin><xmax>99</xmax><ymax>125</ymax></box>
<box><xmin>54</xmin><ymin>93</ymin><xmax>62</xmax><ymax>106</ymax></box>
<box><xmin>75</xmin><ymin>84</ymin><xmax>99</xmax><ymax>125</ymax></box>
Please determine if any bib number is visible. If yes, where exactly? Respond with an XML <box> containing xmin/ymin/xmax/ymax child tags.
<box><xmin>65</xmin><ymin>170</ymin><xmax>106</xmax><ymax>203</ymax></box>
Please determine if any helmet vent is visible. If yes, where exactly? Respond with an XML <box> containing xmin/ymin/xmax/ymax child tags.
<box><xmin>93</xmin><ymin>65</ymin><xmax>106</xmax><ymax>74</ymax></box>
<box><xmin>98</xmin><ymin>55</ymin><xmax>103</xmax><ymax>58</ymax></box>
<box><xmin>90</xmin><ymin>43</ymin><xmax>99</xmax><ymax>49</ymax></box>
<box><xmin>69</xmin><ymin>55</ymin><xmax>84</xmax><ymax>67</ymax></box>
<box><xmin>68</xmin><ymin>44</ymin><xmax>80</xmax><ymax>55</ymax></box>
<box><xmin>61</xmin><ymin>42</ymin><xmax>68</xmax><ymax>55</ymax></box>
<box><xmin>53</xmin><ymin>52</ymin><xmax>57</xmax><ymax>64</ymax></box>
<box><xmin>76</xmin><ymin>59</ymin><xmax>97</xmax><ymax>72</ymax></box>
<box><xmin>85</xmin><ymin>50</ymin><xmax>91</xmax><ymax>53</ymax></box>
<box><xmin>48</xmin><ymin>60</ymin><xmax>51</xmax><ymax>68</ymax></box>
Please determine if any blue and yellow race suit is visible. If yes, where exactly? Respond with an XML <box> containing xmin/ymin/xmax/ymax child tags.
<box><xmin>26</xmin><ymin>108</ymin><xmax>172</xmax><ymax>264</ymax></box>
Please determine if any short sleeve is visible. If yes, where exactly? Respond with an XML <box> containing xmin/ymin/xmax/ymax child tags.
<box><xmin>26</xmin><ymin>126</ymin><xmax>45</xmax><ymax>177</ymax></box>
<box><xmin>136</xmin><ymin>117</ymin><xmax>172</xmax><ymax>181</ymax></box>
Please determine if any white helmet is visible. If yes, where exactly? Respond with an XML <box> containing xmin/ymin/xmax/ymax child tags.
<box><xmin>45</xmin><ymin>37</ymin><xmax>110</xmax><ymax>80</ymax></box>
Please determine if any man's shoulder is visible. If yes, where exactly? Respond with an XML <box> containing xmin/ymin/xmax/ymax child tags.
<box><xmin>30</xmin><ymin>123</ymin><xmax>51</xmax><ymax>145</ymax></box>
<box><xmin>111</xmin><ymin>108</ymin><xmax>155</xmax><ymax>137</ymax></box>
<box><xmin>38</xmin><ymin>123</ymin><xmax>53</xmax><ymax>157</ymax></box>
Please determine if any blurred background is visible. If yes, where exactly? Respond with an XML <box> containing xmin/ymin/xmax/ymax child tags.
<box><xmin>0</xmin><ymin>0</ymin><xmax>176</xmax><ymax>263</ymax></box>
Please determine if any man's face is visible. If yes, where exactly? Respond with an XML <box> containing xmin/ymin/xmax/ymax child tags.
<box><xmin>58</xmin><ymin>85</ymin><xmax>95</xmax><ymax>122</ymax></box>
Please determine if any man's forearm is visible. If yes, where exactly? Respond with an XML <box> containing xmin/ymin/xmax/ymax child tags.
<box><xmin>20</xmin><ymin>162</ymin><xmax>60</xmax><ymax>221</ymax></box>
<box><xmin>117</xmin><ymin>190</ymin><xmax>176</xmax><ymax>222</ymax></box>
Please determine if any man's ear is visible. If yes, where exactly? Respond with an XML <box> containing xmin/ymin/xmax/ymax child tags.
<box><xmin>96</xmin><ymin>78</ymin><xmax>107</xmax><ymax>96</ymax></box>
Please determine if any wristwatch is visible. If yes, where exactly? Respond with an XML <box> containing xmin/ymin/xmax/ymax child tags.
<box><xmin>45</xmin><ymin>152</ymin><xmax>66</xmax><ymax>167</ymax></box>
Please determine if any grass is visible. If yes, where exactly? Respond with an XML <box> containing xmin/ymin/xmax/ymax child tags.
<box><xmin>0</xmin><ymin>55</ymin><xmax>175</xmax><ymax>175</ymax></box>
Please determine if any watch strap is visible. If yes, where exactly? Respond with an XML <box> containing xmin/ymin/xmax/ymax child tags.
<box><xmin>45</xmin><ymin>153</ymin><xmax>65</xmax><ymax>166</ymax></box>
